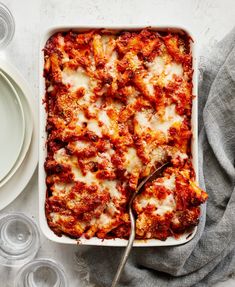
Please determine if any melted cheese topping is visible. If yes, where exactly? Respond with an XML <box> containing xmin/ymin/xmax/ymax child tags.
<box><xmin>76</xmin><ymin>111</ymin><xmax>87</xmax><ymax>126</ymax></box>
<box><xmin>106</xmin><ymin>51</ymin><xmax>118</xmax><ymax>78</ymax></box>
<box><xmin>146</xmin><ymin>55</ymin><xmax>183</xmax><ymax>86</ymax></box>
<box><xmin>137</xmin><ymin>173</ymin><xmax>177</xmax><ymax>217</ymax></box>
<box><xmin>98</xmin><ymin>110</ymin><xmax>111</xmax><ymax>127</ymax></box>
<box><xmin>76</xmin><ymin>111</ymin><xmax>103</xmax><ymax>137</ymax></box>
<box><xmin>136</xmin><ymin>104</ymin><xmax>183</xmax><ymax>136</ymax></box>
<box><xmin>146</xmin><ymin>56</ymin><xmax>165</xmax><ymax>74</ymax></box>
<box><xmin>135</xmin><ymin>111</ymin><xmax>150</xmax><ymax>127</ymax></box>
<box><xmin>87</xmin><ymin>120</ymin><xmax>102</xmax><ymax>137</ymax></box>
<box><xmin>54</xmin><ymin>149</ymin><xmax>121</xmax><ymax>199</ymax></box>
<box><xmin>102</xmin><ymin>180</ymin><xmax>120</xmax><ymax>198</ymax></box>
<box><xmin>150</xmin><ymin>147</ymin><xmax>168</xmax><ymax>165</ymax></box>
<box><xmin>138</xmin><ymin>193</ymin><xmax>176</xmax><ymax>216</ymax></box>
<box><xmin>62</xmin><ymin>68</ymin><xmax>90</xmax><ymax>92</ymax></box>
<box><xmin>53</xmin><ymin>148</ymin><xmax>68</xmax><ymax>163</ymax></box>
<box><xmin>98</xmin><ymin>214</ymin><xmax>112</xmax><ymax>226</ymax></box>
<box><xmin>47</xmin><ymin>85</ymin><xmax>54</xmax><ymax>92</ymax></box>
<box><xmin>164</xmin><ymin>62</ymin><xmax>183</xmax><ymax>83</ymax></box>
<box><xmin>72</xmin><ymin>168</ymin><xmax>98</xmax><ymax>184</ymax></box>
<box><xmin>156</xmin><ymin>174</ymin><xmax>176</xmax><ymax>190</ymax></box>
<box><xmin>154</xmin><ymin>194</ymin><xmax>176</xmax><ymax>216</ymax></box>
<box><xmin>53</xmin><ymin>182</ymin><xmax>74</xmax><ymax>197</ymax></box>
<box><xmin>75</xmin><ymin>140</ymin><xmax>90</xmax><ymax>149</ymax></box>
<box><xmin>125</xmin><ymin>147</ymin><xmax>142</xmax><ymax>172</ymax></box>
<box><xmin>145</xmin><ymin>55</ymin><xmax>184</xmax><ymax>94</ymax></box>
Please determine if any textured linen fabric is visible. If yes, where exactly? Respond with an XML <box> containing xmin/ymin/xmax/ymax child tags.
<box><xmin>76</xmin><ymin>28</ymin><xmax>235</xmax><ymax>287</ymax></box>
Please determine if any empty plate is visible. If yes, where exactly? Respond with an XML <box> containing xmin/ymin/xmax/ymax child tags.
<box><xmin>0</xmin><ymin>57</ymin><xmax>37</xmax><ymax>210</ymax></box>
<box><xmin>0</xmin><ymin>70</ymin><xmax>25</xmax><ymax>181</ymax></box>
<box><xmin>0</xmin><ymin>70</ymin><xmax>33</xmax><ymax>188</ymax></box>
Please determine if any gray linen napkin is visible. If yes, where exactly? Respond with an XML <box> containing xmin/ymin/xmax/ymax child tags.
<box><xmin>76</xmin><ymin>28</ymin><xmax>235</xmax><ymax>287</ymax></box>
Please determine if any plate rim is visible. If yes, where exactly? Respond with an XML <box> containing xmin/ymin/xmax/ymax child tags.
<box><xmin>0</xmin><ymin>69</ymin><xmax>33</xmax><ymax>188</ymax></box>
<box><xmin>0</xmin><ymin>56</ymin><xmax>38</xmax><ymax>210</ymax></box>
<box><xmin>0</xmin><ymin>70</ymin><xmax>25</xmax><ymax>182</ymax></box>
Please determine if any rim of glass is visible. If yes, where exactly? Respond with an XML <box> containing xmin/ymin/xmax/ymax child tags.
<box><xmin>14</xmin><ymin>258</ymin><xmax>68</xmax><ymax>287</ymax></box>
<box><xmin>0</xmin><ymin>213</ymin><xmax>40</xmax><ymax>267</ymax></box>
<box><xmin>0</xmin><ymin>2</ymin><xmax>15</xmax><ymax>49</ymax></box>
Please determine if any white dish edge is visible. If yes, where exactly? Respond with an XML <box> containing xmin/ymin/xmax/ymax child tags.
<box><xmin>39</xmin><ymin>25</ymin><xmax>198</xmax><ymax>247</ymax></box>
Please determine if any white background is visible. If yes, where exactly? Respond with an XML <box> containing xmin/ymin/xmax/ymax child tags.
<box><xmin>0</xmin><ymin>0</ymin><xmax>235</xmax><ymax>286</ymax></box>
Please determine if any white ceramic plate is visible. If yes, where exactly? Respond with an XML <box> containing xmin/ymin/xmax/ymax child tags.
<box><xmin>0</xmin><ymin>57</ymin><xmax>38</xmax><ymax>210</ymax></box>
<box><xmin>0</xmin><ymin>68</ymin><xmax>33</xmax><ymax>188</ymax></box>
<box><xmin>0</xmin><ymin>70</ymin><xmax>25</xmax><ymax>181</ymax></box>
<box><xmin>39</xmin><ymin>26</ymin><xmax>198</xmax><ymax>247</ymax></box>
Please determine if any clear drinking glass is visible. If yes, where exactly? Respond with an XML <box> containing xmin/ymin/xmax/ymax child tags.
<box><xmin>15</xmin><ymin>259</ymin><xmax>68</xmax><ymax>287</ymax></box>
<box><xmin>0</xmin><ymin>213</ymin><xmax>40</xmax><ymax>266</ymax></box>
<box><xmin>0</xmin><ymin>2</ymin><xmax>15</xmax><ymax>49</ymax></box>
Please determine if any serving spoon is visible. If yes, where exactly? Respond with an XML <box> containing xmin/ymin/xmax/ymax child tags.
<box><xmin>111</xmin><ymin>162</ymin><xmax>169</xmax><ymax>287</ymax></box>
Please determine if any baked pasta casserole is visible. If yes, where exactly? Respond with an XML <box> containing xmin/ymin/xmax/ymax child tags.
<box><xmin>43</xmin><ymin>28</ymin><xmax>208</xmax><ymax>241</ymax></box>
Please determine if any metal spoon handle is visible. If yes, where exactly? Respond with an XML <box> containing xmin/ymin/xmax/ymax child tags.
<box><xmin>111</xmin><ymin>208</ymin><xmax>135</xmax><ymax>287</ymax></box>
<box><xmin>110</xmin><ymin>163</ymin><xmax>169</xmax><ymax>287</ymax></box>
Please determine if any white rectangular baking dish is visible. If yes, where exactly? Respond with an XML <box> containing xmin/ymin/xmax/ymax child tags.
<box><xmin>39</xmin><ymin>25</ymin><xmax>198</xmax><ymax>247</ymax></box>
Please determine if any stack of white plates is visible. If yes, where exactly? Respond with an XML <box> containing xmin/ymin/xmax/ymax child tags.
<box><xmin>0</xmin><ymin>58</ymin><xmax>38</xmax><ymax>209</ymax></box>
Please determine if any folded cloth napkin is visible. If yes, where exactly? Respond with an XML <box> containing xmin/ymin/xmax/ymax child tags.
<box><xmin>76</xmin><ymin>27</ymin><xmax>235</xmax><ymax>287</ymax></box>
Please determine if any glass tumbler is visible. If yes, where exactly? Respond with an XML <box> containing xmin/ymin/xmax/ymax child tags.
<box><xmin>15</xmin><ymin>259</ymin><xmax>68</xmax><ymax>287</ymax></box>
<box><xmin>0</xmin><ymin>2</ymin><xmax>15</xmax><ymax>49</ymax></box>
<box><xmin>0</xmin><ymin>213</ymin><xmax>40</xmax><ymax>266</ymax></box>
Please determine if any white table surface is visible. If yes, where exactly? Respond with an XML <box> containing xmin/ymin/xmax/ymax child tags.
<box><xmin>0</xmin><ymin>0</ymin><xmax>235</xmax><ymax>286</ymax></box>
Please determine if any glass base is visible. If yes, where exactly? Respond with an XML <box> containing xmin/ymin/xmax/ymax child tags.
<box><xmin>15</xmin><ymin>259</ymin><xmax>68</xmax><ymax>287</ymax></box>
<box><xmin>0</xmin><ymin>2</ymin><xmax>15</xmax><ymax>49</ymax></box>
<box><xmin>0</xmin><ymin>213</ymin><xmax>40</xmax><ymax>266</ymax></box>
